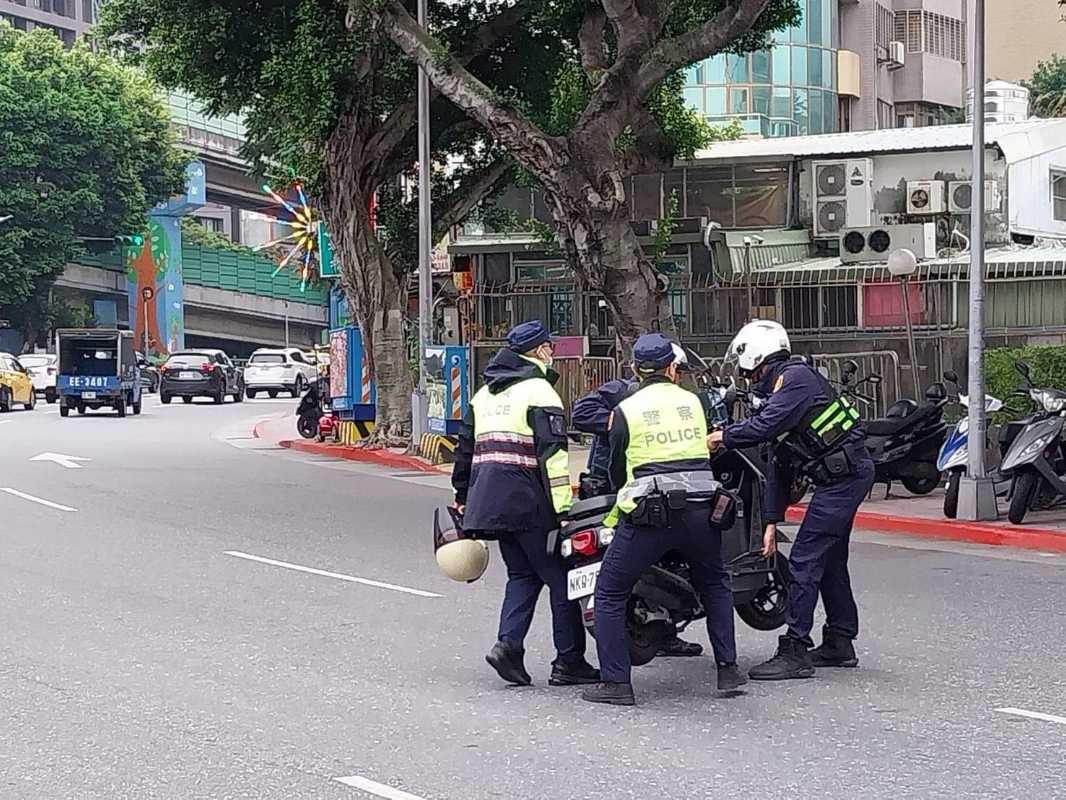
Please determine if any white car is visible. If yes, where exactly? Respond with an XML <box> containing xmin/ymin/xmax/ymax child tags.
<box><xmin>244</xmin><ymin>348</ymin><xmax>317</xmax><ymax>398</ymax></box>
<box><xmin>18</xmin><ymin>353</ymin><xmax>58</xmax><ymax>403</ymax></box>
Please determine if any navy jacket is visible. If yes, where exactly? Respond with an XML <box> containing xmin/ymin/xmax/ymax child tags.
<box><xmin>571</xmin><ymin>378</ymin><xmax>635</xmax><ymax>481</ymax></box>
<box><xmin>723</xmin><ymin>357</ymin><xmax>869</xmax><ymax>524</ymax></box>
<box><xmin>451</xmin><ymin>349</ymin><xmax>567</xmax><ymax>535</ymax></box>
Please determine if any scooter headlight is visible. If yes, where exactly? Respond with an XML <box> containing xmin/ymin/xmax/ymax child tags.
<box><xmin>1038</xmin><ymin>391</ymin><xmax>1066</xmax><ymax>413</ymax></box>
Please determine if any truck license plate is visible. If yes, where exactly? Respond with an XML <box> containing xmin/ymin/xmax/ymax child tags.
<box><xmin>567</xmin><ymin>562</ymin><xmax>601</xmax><ymax>600</ymax></box>
<box><xmin>81</xmin><ymin>391</ymin><xmax>96</xmax><ymax>400</ymax></box>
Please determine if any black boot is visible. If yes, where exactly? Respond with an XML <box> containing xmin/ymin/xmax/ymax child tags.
<box><xmin>810</xmin><ymin>627</ymin><xmax>859</xmax><ymax>668</ymax></box>
<box><xmin>657</xmin><ymin>636</ymin><xmax>704</xmax><ymax>658</ymax></box>
<box><xmin>581</xmin><ymin>682</ymin><xmax>636</xmax><ymax>706</ymax></box>
<box><xmin>486</xmin><ymin>641</ymin><xmax>532</xmax><ymax>686</ymax></box>
<box><xmin>748</xmin><ymin>635</ymin><xmax>815</xmax><ymax>681</ymax></box>
<box><xmin>717</xmin><ymin>664</ymin><xmax>748</xmax><ymax>692</ymax></box>
<box><xmin>549</xmin><ymin>659</ymin><xmax>600</xmax><ymax>686</ymax></box>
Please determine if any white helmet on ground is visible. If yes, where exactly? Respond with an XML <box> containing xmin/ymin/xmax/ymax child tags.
<box><xmin>727</xmin><ymin>320</ymin><xmax>791</xmax><ymax>375</ymax></box>
<box><xmin>434</xmin><ymin>506</ymin><xmax>489</xmax><ymax>583</ymax></box>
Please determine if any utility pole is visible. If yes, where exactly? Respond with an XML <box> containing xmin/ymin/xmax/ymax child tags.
<box><xmin>412</xmin><ymin>0</ymin><xmax>432</xmax><ymax>440</ymax></box>
<box><xmin>958</xmin><ymin>0</ymin><xmax>997</xmax><ymax>521</ymax></box>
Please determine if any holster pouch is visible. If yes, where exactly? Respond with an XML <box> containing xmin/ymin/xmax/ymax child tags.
<box><xmin>630</xmin><ymin>491</ymin><xmax>670</xmax><ymax>528</ymax></box>
<box><xmin>709</xmin><ymin>488</ymin><xmax>738</xmax><ymax>530</ymax></box>
<box><xmin>578</xmin><ymin>472</ymin><xmax>611</xmax><ymax>500</ymax></box>
<box><xmin>822</xmin><ymin>449</ymin><xmax>852</xmax><ymax>480</ymax></box>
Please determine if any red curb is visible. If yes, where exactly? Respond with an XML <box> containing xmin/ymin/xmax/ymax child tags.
<box><xmin>785</xmin><ymin>505</ymin><xmax>1066</xmax><ymax>554</ymax></box>
<box><xmin>279</xmin><ymin>438</ymin><xmax>441</xmax><ymax>474</ymax></box>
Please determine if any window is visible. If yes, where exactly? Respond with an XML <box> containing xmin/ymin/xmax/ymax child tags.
<box><xmin>250</xmin><ymin>353</ymin><xmax>286</xmax><ymax>364</ymax></box>
<box><xmin>894</xmin><ymin>10</ymin><xmax>964</xmax><ymax>60</ymax></box>
<box><xmin>1053</xmin><ymin>170</ymin><xmax>1066</xmax><ymax>222</ymax></box>
<box><xmin>196</xmin><ymin>216</ymin><xmax>225</xmax><ymax>234</ymax></box>
<box><xmin>751</xmin><ymin>50</ymin><xmax>771</xmax><ymax>83</ymax></box>
<box><xmin>877</xmin><ymin>100</ymin><xmax>894</xmax><ymax>130</ymax></box>
<box><xmin>729</xmin><ymin>87</ymin><xmax>749</xmax><ymax>114</ymax></box>
<box><xmin>82</xmin><ymin>0</ymin><xmax>94</xmax><ymax>22</ymax></box>
<box><xmin>875</xmin><ymin>4</ymin><xmax>894</xmax><ymax>49</ymax></box>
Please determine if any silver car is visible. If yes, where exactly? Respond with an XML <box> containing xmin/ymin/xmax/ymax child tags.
<box><xmin>18</xmin><ymin>353</ymin><xmax>58</xmax><ymax>403</ymax></box>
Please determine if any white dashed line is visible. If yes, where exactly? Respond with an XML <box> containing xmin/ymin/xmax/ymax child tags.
<box><xmin>0</xmin><ymin>487</ymin><xmax>77</xmax><ymax>512</ymax></box>
<box><xmin>223</xmin><ymin>551</ymin><xmax>442</xmax><ymax>598</ymax></box>
<box><xmin>334</xmin><ymin>775</ymin><xmax>431</xmax><ymax>800</ymax></box>
<box><xmin>996</xmin><ymin>707</ymin><xmax>1066</xmax><ymax>726</ymax></box>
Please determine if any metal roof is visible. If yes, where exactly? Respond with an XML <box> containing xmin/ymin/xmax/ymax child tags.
<box><xmin>690</xmin><ymin>119</ymin><xmax>1066</xmax><ymax>165</ymax></box>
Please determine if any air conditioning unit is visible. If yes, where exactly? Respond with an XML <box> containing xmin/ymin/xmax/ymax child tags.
<box><xmin>948</xmin><ymin>180</ymin><xmax>1002</xmax><ymax>214</ymax></box>
<box><xmin>906</xmin><ymin>180</ymin><xmax>947</xmax><ymax>215</ymax></box>
<box><xmin>813</xmin><ymin>159</ymin><xmax>874</xmax><ymax>238</ymax></box>
<box><xmin>839</xmin><ymin>222</ymin><xmax>937</xmax><ymax>265</ymax></box>
<box><xmin>887</xmin><ymin>41</ymin><xmax>905</xmax><ymax>68</ymax></box>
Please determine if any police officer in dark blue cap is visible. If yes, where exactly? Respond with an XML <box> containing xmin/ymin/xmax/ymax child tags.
<box><xmin>452</xmin><ymin>320</ymin><xmax>598</xmax><ymax>687</ymax></box>
<box><xmin>581</xmin><ymin>333</ymin><xmax>744</xmax><ymax>706</ymax></box>
<box><xmin>707</xmin><ymin>320</ymin><xmax>874</xmax><ymax>680</ymax></box>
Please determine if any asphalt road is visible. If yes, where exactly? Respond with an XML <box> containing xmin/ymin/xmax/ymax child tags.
<box><xmin>2</xmin><ymin>394</ymin><xmax>1065</xmax><ymax>799</ymax></box>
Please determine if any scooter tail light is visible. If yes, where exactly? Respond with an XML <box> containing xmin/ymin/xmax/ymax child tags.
<box><xmin>560</xmin><ymin>539</ymin><xmax>573</xmax><ymax>558</ymax></box>
<box><xmin>570</xmin><ymin>529</ymin><xmax>598</xmax><ymax>556</ymax></box>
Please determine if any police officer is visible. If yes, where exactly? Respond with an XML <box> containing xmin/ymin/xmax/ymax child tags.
<box><xmin>452</xmin><ymin>320</ymin><xmax>599</xmax><ymax>687</ymax></box>
<box><xmin>707</xmin><ymin>320</ymin><xmax>875</xmax><ymax>680</ymax></box>
<box><xmin>570</xmin><ymin>346</ymin><xmax>705</xmax><ymax>660</ymax></box>
<box><xmin>581</xmin><ymin>334</ymin><xmax>745</xmax><ymax>706</ymax></box>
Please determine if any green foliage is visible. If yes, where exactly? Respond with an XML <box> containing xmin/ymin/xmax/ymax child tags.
<box><xmin>653</xmin><ymin>191</ymin><xmax>679</xmax><ymax>262</ymax></box>
<box><xmin>985</xmin><ymin>346</ymin><xmax>1066</xmax><ymax>411</ymax></box>
<box><xmin>180</xmin><ymin>217</ymin><xmax>256</xmax><ymax>255</ymax></box>
<box><xmin>0</xmin><ymin>26</ymin><xmax>185</xmax><ymax>336</ymax></box>
<box><xmin>1025</xmin><ymin>55</ymin><xmax>1066</xmax><ymax>118</ymax></box>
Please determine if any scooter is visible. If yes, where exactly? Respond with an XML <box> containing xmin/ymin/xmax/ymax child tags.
<box><xmin>849</xmin><ymin>364</ymin><xmax>949</xmax><ymax>495</ymax></box>
<box><xmin>296</xmin><ymin>382</ymin><xmax>323</xmax><ymax>439</ymax></box>
<box><xmin>999</xmin><ymin>361</ymin><xmax>1066</xmax><ymax>524</ymax></box>
<box><xmin>551</xmin><ymin>377</ymin><xmax>792</xmax><ymax>668</ymax></box>
<box><xmin>936</xmin><ymin>370</ymin><xmax>1006</xmax><ymax>518</ymax></box>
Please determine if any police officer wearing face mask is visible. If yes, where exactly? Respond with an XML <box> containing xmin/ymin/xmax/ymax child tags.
<box><xmin>581</xmin><ymin>333</ymin><xmax>745</xmax><ymax>706</ymax></box>
<box><xmin>707</xmin><ymin>320</ymin><xmax>875</xmax><ymax>680</ymax></box>
<box><xmin>570</xmin><ymin>345</ymin><xmax>705</xmax><ymax>660</ymax></box>
<box><xmin>452</xmin><ymin>320</ymin><xmax>599</xmax><ymax>688</ymax></box>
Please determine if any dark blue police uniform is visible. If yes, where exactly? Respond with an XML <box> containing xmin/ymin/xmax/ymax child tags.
<box><xmin>723</xmin><ymin>356</ymin><xmax>874</xmax><ymax>671</ymax></box>
<box><xmin>571</xmin><ymin>378</ymin><xmax>634</xmax><ymax>484</ymax></box>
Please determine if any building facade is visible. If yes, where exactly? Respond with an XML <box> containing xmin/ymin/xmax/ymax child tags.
<box><xmin>0</xmin><ymin>0</ymin><xmax>95</xmax><ymax>46</ymax></box>
<box><xmin>683</xmin><ymin>0</ymin><xmax>970</xmax><ymax>137</ymax></box>
<box><xmin>986</xmin><ymin>0</ymin><xmax>1064</xmax><ymax>83</ymax></box>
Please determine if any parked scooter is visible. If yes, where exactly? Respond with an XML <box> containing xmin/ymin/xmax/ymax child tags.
<box><xmin>937</xmin><ymin>370</ymin><xmax>1005</xmax><ymax>518</ymax></box>
<box><xmin>999</xmin><ymin>362</ymin><xmax>1066</xmax><ymax>524</ymax></box>
<box><xmin>296</xmin><ymin>382</ymin><xmax>323</xmax><ymax>439</ymax></box>
<box><xmin>847</xmin><ymin>363</ymin><xmax>949</xmax><ymax>495</ymax></box>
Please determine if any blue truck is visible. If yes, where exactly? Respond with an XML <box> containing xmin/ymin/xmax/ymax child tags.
<box><xmin>56</xmin><ymin>329</ymin><xmax>141</xmax><ymax>418</ymax></box>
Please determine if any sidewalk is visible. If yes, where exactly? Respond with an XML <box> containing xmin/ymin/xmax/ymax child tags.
<box><xmin>264</xmin><ymin>426</ymin><xmax>1066</xmax><ymax>553</ymax></box>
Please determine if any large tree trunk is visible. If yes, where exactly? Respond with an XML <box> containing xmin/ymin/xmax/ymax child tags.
<box><xmin>321</xmin><ymin>108</ymin><xmax>414</xmax><ymax>447</ymax></box>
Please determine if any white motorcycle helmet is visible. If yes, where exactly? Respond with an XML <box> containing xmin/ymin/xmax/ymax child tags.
<box><xmin>434</xmin><ymin>506</ymin><xmax>489</xmax><ymax>583</ymax></box>
<box><xmin>671</xmin><ymin>343</ymin><xmax>690</xmax><ymax>371</ymax></box>
<box><xmin>727</xmin><ymin>320</ymin><xmax>791</xmax><ymax>376</ymax></box>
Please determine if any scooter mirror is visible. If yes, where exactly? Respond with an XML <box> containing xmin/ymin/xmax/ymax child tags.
<box><xmin>1015</xmin><ymin>362</ymin><xmax>1031</xmax><ymax>382</ymax></box>
<box><xmin>943</xmin><ymin>370</ymin><xmax>959</xmax><ymax>384</ymax></box>
<box><xmin>842</xmin><ymin>359</ymin><xmax>859</xmax><ymax>376</ymax></box>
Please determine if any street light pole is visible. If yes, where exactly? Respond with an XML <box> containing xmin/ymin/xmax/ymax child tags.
<box><xmin>958</xmin><ymin>0</ymin><xmax>997</xmax><ymax>520</ymax></box>
<box><xmin>413</xmin><ymin>0</ymin><xmax>432</xmax><ymax>440</ymax></box>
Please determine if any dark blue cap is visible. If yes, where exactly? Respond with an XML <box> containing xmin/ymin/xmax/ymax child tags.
<box><xmin>507</xmin><ymin>320</ymin><xmax>553</xmax><ymax>353</ymax></box>
<box><xmin>633</xmin><ymin>333</ymin><xmax>675</xmax><ymax>371</ymax></box>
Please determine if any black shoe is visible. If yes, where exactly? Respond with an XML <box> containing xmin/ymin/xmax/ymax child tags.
<box><xmin>748</xmin><ymin>635</ymin><xmax>815</xmax><ymax>681</ymax></box>
<box><xmin>656</xmin><ymin>636</ymin><xmax>704</xmax><ymax>658</ymax></box>
<box><xmin>486</xmin><ymin>641</ymin><xmax>532</xmax><ymax>686</ymax></box>
<box><xmin>549</xmin><ymin>659</ymin><xmax>600</xmax><ymax>686</ymax></box>
<box><xmin>717</xmin><ymin>664</ymin><xmax>748</xmax><ymax>692</ymax></box>
<box><xmin>581</xmin><ymin>682</ymin><xmax>636</xmax><ymax>706</ymax></box>
<box><xmin>810</xmin><ymin>627</ymin><xmax>859</xmax><ymax>668</ymax></box>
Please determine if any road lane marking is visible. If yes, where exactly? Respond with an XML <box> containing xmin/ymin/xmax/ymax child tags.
<box><xmin>334</xmin><ymin>775</ymin><xmax>430</xmax><ymax>800</ymax></box>
<box><xmin>30</xmin><ymin>452</ymin><xmax>91</xmax><ymax>469</ymax></box>
<box><xmin>0</xmin><ymin>488</ymin><xmax>76</xmax><ymax>512</ymax></box>
<box><xmin>996</xmin><ymin>707</ymin><xmax>1066</xmax><ymax>726</ymax></box>
<box><xmin>223</xmin><ymin>551</ymin><xmax>442</xmax><ymax>598</ymax></box>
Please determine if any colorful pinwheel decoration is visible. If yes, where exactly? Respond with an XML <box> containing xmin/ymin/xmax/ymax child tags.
<box><xmin>256</xmin><ymin>181</ymin><xmax>320</xmax><ymax>293</ymax></box>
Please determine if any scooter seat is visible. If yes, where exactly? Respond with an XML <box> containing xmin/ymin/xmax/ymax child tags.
<box><xmin>565</xmin><ymin>494</ymin><xmax>617</xmax><ymax>521</ymax></box>
<box><xmin>866</xmin><ymin>402</ymin><xmax>942</xmax><ymax>438</ymax></box>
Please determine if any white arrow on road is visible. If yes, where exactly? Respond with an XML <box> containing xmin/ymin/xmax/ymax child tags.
<box><xmin>30</xmin><ymin>452</ymin><xmax>92</xmax><ymax>469</ymax></box>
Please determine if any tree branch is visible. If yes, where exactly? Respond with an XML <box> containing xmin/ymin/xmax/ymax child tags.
<box><xmin>578</xmin><ymin>4</ymin><xmax>609</xmax><ymax>75</ymax></box>
<box><xmin>600</xmin><ymin>0</ymin><xmax>658</xmax><ymax>61</ymax></box>
<box><xmin>636</xmin><ymin>0</ymin><xmax>773</xmax><ymax>95</ymax></box>
<box><xmin>372</xmin><ymin>0</ymin><xmax>564</xmax><ymax>175</ymax></box>
<box><xmin>361</xmin><ymin>0</ymin><xmax>534</xmax><ymax>168</ymax></box>
<box><xmin>433</xmin><ymin>157</ymin><xmax>512</xmax><ymax>240</ymax></box>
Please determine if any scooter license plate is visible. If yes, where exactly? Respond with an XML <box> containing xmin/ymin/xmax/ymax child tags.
<box><xmin>567</xmin><ymin>562</ymin><xmax>601</xmax><ymax>600</ymax></box>
<box><xmin>81</xmin><ymin>391</ymin><xmax>96</xmax><ymax>400</ymax></box>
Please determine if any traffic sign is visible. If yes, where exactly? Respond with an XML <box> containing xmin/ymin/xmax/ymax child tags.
<box><xmin>317</xmin><ymin>221</ymin><xmax>338</xmax><ymax>278</ymax></box>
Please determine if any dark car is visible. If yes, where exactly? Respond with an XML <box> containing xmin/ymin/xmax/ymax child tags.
<box><xmin>136</xmin><ymin>352</ymin><xmax>161</xmax><ymax>394</ymax></box>
<box><xmin>160</xmin><ymin>349</ymin><xmax>244</xmax><ymax>404</ymax></box>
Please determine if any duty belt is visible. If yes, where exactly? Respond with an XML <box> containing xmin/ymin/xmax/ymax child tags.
<box><xmin>616</xmin><ymin>470</ymin><xmax>722</xmax><ymax>508</ymax></box>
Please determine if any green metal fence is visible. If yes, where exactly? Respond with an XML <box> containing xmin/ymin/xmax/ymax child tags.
<box><xmin>181</xmin><ymin>244</ymin><xmax>327</xmax><ymax>305</ymax></box>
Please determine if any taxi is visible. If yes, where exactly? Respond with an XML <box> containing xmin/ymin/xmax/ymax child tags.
<box><xmin>0</xmin><ymin>352</ymin><xmax>36</xmax><ymax>411</ymax></box>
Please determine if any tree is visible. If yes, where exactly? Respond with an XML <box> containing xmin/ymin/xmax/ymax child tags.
<box><xmin>1026</xmin><ymin>55</ymin><xmax>1066</xmax><ymax>118</ymax></box>
<box><xmin>100</xmin><ymin>0</ymin><xmax>559</xmax><ymax>445</ymax></box>
<box><xmin>0</xmin><ymin>25</ymin><xmax>185</xmax><ymax>347</ymax></box>
<box><xmin>367</xmin><ymin>0</ymin><xmax>798</xmax><ymax>343</ymax></box>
